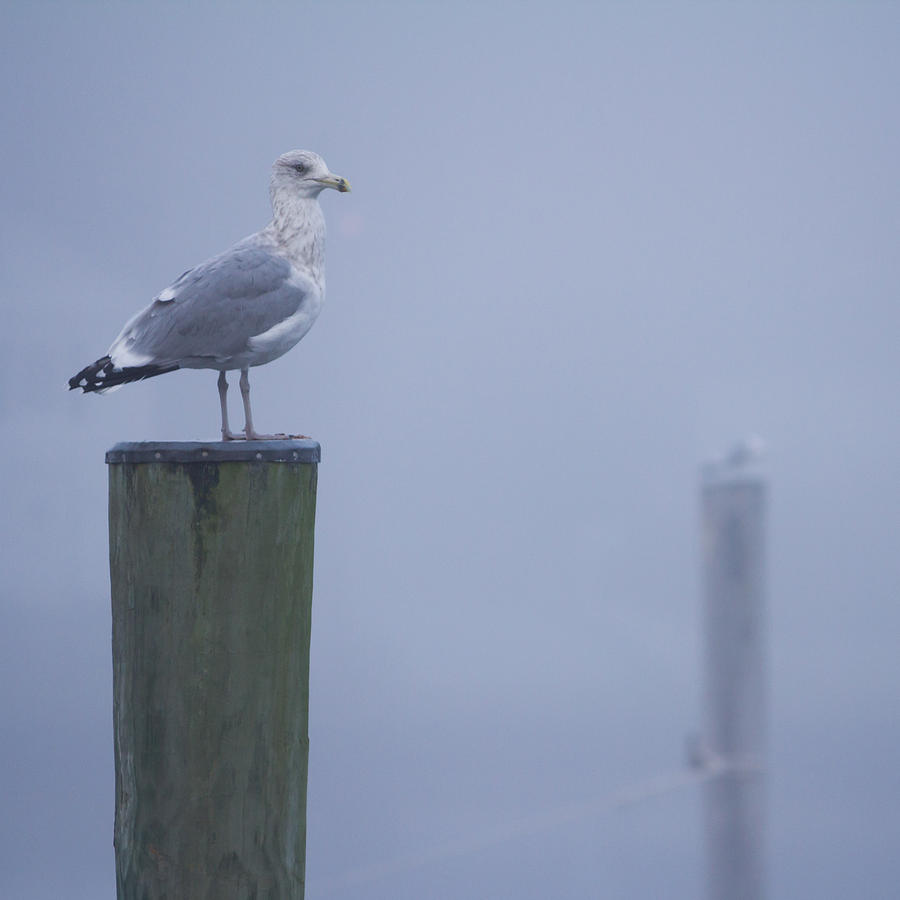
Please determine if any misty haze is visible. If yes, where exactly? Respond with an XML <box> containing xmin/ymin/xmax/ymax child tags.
<box><xmin>2</xmin><ymin>3</ymin><xmax>898</xmax><ymax>898</ymax></box>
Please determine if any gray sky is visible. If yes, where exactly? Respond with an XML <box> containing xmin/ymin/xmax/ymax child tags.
<box><xmin>2</xmin><ymin>2</ymin><xmax>899</xmax><ymax>897</ymax></box>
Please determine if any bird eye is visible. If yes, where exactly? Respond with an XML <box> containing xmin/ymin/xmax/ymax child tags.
<box><xmin>293</xmin><ymin>162</ymin><xmax>307</xmax><ymax>174</ymax></box>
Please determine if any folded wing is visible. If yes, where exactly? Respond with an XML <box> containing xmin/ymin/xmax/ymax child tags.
<box><xmin>109</xmin><ymin>240</ymin><xmax>308</xmax><ymax>369</ymax></box>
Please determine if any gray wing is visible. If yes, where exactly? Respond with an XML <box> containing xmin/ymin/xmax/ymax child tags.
<box><xmin>109</xmin><ymin>241</ymin><xmax>306</xmax><ymax>367</ymax></box>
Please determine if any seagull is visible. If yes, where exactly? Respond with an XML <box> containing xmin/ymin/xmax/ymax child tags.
<box><xmin>68</xmin><ymin>150</ymin><xmax>350</xmax><ymax>440</ymax></box>
<box><xmin>700</xmin><ymin>434</ymin><xmax>767</xmax><ymax>481</ymax></box>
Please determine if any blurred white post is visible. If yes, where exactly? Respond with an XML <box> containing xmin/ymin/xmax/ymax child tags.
<box><xmin>700</xmin><ymin>439</ymin><xmax>767</xmax><ymax>900</ymax></box>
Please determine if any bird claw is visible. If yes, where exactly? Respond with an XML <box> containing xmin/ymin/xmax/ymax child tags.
<box><xmin>246</xmin><ymin>432</ymin><xmax>307</xmax><ymax>441</ymax></box>
<box><xmin>222</xmin><ymin>430</ymin><xmax>310</xmax><ymax>442</ymax></box>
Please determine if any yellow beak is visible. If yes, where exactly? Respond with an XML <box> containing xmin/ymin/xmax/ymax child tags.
<box><xmin>315</xmin><ymin>174</ymin><xmax>351</xmax><ymax>193</ymax></box>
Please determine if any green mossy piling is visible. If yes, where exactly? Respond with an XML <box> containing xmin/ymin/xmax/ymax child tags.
<box><xmin>107</xmin><ymin>442</ymin><xmax>318</xmax><ymax>900</ymax></box>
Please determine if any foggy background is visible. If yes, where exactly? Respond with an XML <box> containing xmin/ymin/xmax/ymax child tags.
<box><xmin>2</xmin><ymin>2</ymin><xmax>899</xmax><ymax>897</ymax></box>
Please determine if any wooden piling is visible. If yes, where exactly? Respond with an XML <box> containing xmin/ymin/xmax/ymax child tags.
<box><xmin>700</xmin><ymin>464</ymin><xmax>767</xmax><ymax>900</ymax></box>
<box><xmin>106</xmin><ymin>440</ymin><xmax>319</xmax><ymax>900</ymax></box>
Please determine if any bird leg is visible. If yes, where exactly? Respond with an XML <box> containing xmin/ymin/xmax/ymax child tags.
<box><xmin>238</xmin><ymin>367</ymin><xmax>302</xmax><ymax>441</ymax></box>
<box><xmin>218</xmin><ymin>370</ymin><xmax>246</xmax><ymax>441</ymax></box>
<box><xmin>220</xmin><ymin>368</ymin><xmax>308</xmax><ymax>441</ymax></box>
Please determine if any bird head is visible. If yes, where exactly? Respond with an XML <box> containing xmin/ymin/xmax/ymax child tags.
<box><xmin>271</xmin><ymin>150</ymin><xmax>351</xmax><ymax>199</ymax></box>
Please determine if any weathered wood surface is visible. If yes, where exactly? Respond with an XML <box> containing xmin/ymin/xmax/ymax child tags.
<box><xmin>108</xmin><ymin>442</ymin><xmax>318</xmax><ymax>899</ymax></box>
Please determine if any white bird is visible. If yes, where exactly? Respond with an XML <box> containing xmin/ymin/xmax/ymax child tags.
<box><xmin>69</xmin><ymin>150</ymin><xmax>350</xmax><ymax>440</ymax></box>
<box><xmin>701</xmin><ymin>434</ymin><xmax>767</xmax><ymax>482</ymax></box>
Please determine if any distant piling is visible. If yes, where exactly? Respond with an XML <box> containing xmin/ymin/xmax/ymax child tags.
<box><xmin>700</xmin><ymin>453</ymin><xmax>767</xmax><ymax>900</ymax></box>
<box><xmin>107</xmin><ymin>440</ymin><xmax>319</xmax><ymax>899</ymax></box>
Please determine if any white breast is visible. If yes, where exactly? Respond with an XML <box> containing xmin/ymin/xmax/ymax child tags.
<box><xmin>246</xmin><ymin>284</ymin><xmax>324</xmax><ymax>367</ymax></box>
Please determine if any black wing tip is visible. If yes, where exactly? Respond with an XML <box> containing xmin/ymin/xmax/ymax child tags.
<box><xmin>68</xmin><ymin>356</ymin><xmax>111</xmax><ymax>392</ymax></box>
<box><xmin>68</xmin><ymin>356</ymin><xmax>179</xmax><ymax>392</ymax></box>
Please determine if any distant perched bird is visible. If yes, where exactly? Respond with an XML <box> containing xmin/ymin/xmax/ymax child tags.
<box><xmin>723</xmin><ymin>434</ymin><xmax>766</xmax><ymax>468</ymax></box>
<box><xmin>69</xmin><ymin>150</ymin><xmax>350</xmax><ymax>440</ymax></box>
<box><xmin>700</xmin><ymin>434</ymin><xmax>767</xmax><ymax>482</ymax></box>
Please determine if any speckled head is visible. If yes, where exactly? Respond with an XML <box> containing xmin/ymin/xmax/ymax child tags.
<box><xmin>271</xmin><ymin>150</ymin><xmax>351</xmax><ymax>199</ymax></box>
